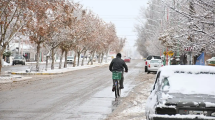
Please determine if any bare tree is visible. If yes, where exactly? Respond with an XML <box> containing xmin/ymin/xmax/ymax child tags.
<box><xmin>0</xmin><ymin>0</ymin><xmax>32</xmax><ymax>72</ymax></box>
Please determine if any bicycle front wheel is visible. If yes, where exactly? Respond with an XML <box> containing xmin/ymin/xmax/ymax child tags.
<box><xmin>117</xmin><ymin>80</ymin><xmax>121</xmax><ymax>97</ymax></box>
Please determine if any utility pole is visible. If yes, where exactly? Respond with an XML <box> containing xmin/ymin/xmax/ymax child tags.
<box><xmin>166</xmin><ymin>7</ymin><xmax>169</xmax><ymax>65</ymax></box>
<box><xmin>188</xmin><ymin>0</ymin><xmax>195</xmax><ymax>65</ymax></box>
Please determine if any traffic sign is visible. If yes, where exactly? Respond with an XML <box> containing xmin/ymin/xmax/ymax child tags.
<box><xmin>168</xmin><ymin>51</ymin><xmax>174</xmax><ymax>56</ymax></box>
<box><xmin>163</xmin><ymin>52</ymin><xmax>167</xmax><ymax>55</ymax></box>
<box><xmin>185</xmin><ymin>47</ymin><xmax>195</xmax><ymax>51</ymax></box>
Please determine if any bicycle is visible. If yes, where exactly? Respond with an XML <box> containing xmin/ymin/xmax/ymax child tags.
<box><xmin>112</xmin><ymin>71</ymin><xmax>122</xmax><ymax>98</ymax></box>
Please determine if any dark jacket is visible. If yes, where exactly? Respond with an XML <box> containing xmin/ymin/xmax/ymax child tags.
<box><xmin>171</xmin><ymin>58</ymin><xmax>177</xmax><ymax>65</ymax></box>
<box><xmin>109</xmin><ymin>56</ymin><xmax>128</xmax><ymax>72</ymax></box>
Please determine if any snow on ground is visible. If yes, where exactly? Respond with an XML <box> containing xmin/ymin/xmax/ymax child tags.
<box><xmin>105</xmin><ymin>74</ymin><xmax>156</xmax><ymax>120</ymax></box>
<box><xmin>1</xmin><ymin>61</ymin><xmax>110</xmax><ymax>83</ymax></box>
<box><xmin>3</xmin><ymin>61</ymin><xmax>12</xmax><ymax>66</ymax></box>
<box><xmin>0</xmin><ymin>74</ymin><xmax>31</xmax><ymax>83</ymax></box>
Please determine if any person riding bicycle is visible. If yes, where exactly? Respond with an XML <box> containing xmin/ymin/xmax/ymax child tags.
<box><xmin>109</xmin><ymin>53</ymin><xmax>128</xmax><ymax>92</ymax></box>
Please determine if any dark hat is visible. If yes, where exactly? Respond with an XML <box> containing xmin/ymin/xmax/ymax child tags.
<box><xmin>116</xmin><ymin>53</ymin><xmax>121</xmax><ymax>58</ymax></box>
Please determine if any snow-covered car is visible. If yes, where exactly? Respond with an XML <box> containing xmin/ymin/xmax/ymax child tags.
<box><xmin>206</xmin><ymin>57</ymin><xmax>215</xmax><ymax>66</ymax></box>
<box><xmin>145</xmin><ymin>65</ymin><xmax>215</xmax><ymax>120</ymax></box>
<box><xmin>145</xmin><ymin>55</ymin><xmax>161</xmax><ymax>72</ymax></box>
<box><xmin>147</xmin><ymin>59</ymin><xmax>163</xmax><ymax>73</ymax></box>
<box><xmin>12</xmin><ymin>55</ymin><xmax>26</xmax><ymax>65</ymax></box>
<box><xmin>67</xmin><ymin>56</ymin><xmax>74</xmax><ymax>64</ymax></box>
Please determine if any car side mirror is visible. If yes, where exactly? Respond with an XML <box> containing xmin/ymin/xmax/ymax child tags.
<box><xmin>148</xmin><ymin>90</ymin><xmax>152</xmax><ymax>93</ymax></box>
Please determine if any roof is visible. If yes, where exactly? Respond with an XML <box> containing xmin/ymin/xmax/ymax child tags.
<box><xmin>158</xmin><ymin>65</ymin><xmax>215</xmax><ymax>95</ymax></box>
<box><xmin>159</xmin><ymin>65</ymin><xmax>215</xmax><ymax>76</ymax></box>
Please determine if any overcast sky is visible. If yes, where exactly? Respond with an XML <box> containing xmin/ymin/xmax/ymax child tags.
<box><xmin>73</xmin><ymin>0</ymin><xmax>149</xmax><ymax>51</ymax></box>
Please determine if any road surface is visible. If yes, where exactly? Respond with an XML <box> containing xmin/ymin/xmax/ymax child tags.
<box><xmin>0</xmin><ymin>59</ymin><xmax>154</xmax><ymax>120</ymax></box>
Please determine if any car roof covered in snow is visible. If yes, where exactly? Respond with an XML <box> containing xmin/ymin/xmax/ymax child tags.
<box><xmin>157</xmin><ymin>65</ymin><xmax>215</xmax><ymax>95</ymax></box>
<box><xmin>158</xmin><ymin>65</ymin><xmax>215</xmax><ymax>76</ymax></box>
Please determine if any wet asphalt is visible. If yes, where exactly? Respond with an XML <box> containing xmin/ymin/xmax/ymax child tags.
<box><xmin>0</xmin><ymin>59</ymin><xmax>145</xmax><ymax>120</ymax></box>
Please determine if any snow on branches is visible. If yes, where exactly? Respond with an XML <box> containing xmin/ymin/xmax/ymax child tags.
<box><xmin>0</xmin><ymin>0</ymin><xmax>125</xmax><ymax>72</ymax></box>
<box><xmin>135</xmin><ymin>0</ymin><xmax>215</xmax><ymax>57</ymax></box>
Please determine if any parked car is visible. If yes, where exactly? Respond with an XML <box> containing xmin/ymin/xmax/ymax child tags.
<box><xmin>67</xmin><ymin>56</ymin><xmax>74</xmax><ymax>64</ymax></box>
<box><xmin>124</xmin><ymin>57</ymin><xmax>131</xmax><ymax>63</ymax></box>
<box><xmin>12</xmin><ymin>55</ymin><xmax>26</xmax><ymax>65</ymax></box>
<box><xmin>147</xmin><ymin>59</ymin><xmax>163</xmax><ymax>73</ymax></box>
<box><xmin>145</xmin><ymin>55</ymin><xmax>161</xmax><ymax>72</ymax></box>
<box><xmin>145</xmin><ymin>65</ymin><xmax>215</xmax><ymax>120</ymax></box>
<box><xmin>206</xmin><ymin>57</ymin><xmax>215</xmax><ymax>66</ymax></box>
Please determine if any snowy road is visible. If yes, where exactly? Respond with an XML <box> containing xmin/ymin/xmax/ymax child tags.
<box><xmin>0</xmin><ymin>59</ymin><xmax>155</xmax><ymax>120</ymax></box>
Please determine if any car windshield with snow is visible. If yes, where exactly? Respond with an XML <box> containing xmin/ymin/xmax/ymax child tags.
<box><xmin>145</xmin><ymin>65</ymin><xmax>215</xmax><ymax>120</ymax></box>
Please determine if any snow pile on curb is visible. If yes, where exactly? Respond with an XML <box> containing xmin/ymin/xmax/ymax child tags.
<box><xmin>0</xmin><ymin>75</ymin><xmax>31</xmax><ymax>83</ymax></box>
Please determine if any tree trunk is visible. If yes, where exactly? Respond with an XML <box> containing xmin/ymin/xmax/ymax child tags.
<box><xmin>45</xmin><ymin>56</ymin><xmax>49</xmax><ymax>71</ymax></box>
<box><xmin>0</xmin><ymin>45</ymin><xmax>7</xmax><ymax>72</ymax></box>
<box><xmin>59</xmin><ymin>49</ymin><xmax>64</xmax><ymax>69</ymax></box>
<box><xmin>101</xmin><ymin>53</ymin><xmax>104</xmax><ymax>63</ymax></box>
<box><xmin>87</xmin><ymin>53</ymin><xmax>92</xmax><ymax>65</ymax></box>
<box><xmin>105</xmin><ymin>51</ymin><xmax>108</xmax><ymax>63</ymax></box>
<box><xmin>91</xmin><ymin>52</ymin><xmax>95</xmax><ymax>65</ymax></box>
<box><xmin>0</xmin><ymin>52</ymin><xmax>3</xmax><ymax>73</ymax></box>
<box><xmin>81</xmin><ymin>50</ymin><xmax>87</xmax><ymax>66</ymax></box>
<box><xmin>36</xmin><ymin>43</ymin><xmax>40</xmax><ymax>72</ymax></box>
<box><xmin>73</xmin><ymin>52</ymin><xmax>77</xmax><ymax>67</ymax></box>
<box><xmin>64</xmin><ymin>50</ymin><xmax>68</xmax><ymax>68</ymax></box>
<box><xmin>98</xmin><ymin>53</ymin><xmax>101</xmax><ymax>63</ymax></box>
<box><xmin>51</xmin><ymin>48</ymin><xmax>55</xmax><ymax>70</ymax></box>
<box><xmin>77</xmin><ymin>52</ymin><xmax>81</xmax><ymax>66</ymax></box>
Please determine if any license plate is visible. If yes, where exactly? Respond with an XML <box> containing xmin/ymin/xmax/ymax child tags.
<box><xmin>154</xmin><ymin>66</ymin><xmax>157</xmax><ymax>67</ymax></box>
<box><xmin>189</xmin><ymin>111</ymin><xmax>207</xmax><ymax>115</ymax></box>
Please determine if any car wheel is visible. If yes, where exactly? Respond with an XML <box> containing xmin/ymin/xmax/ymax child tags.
<box><xmin>147</xmin><ymin>71</ymin><xmax>150</xmax><ymax>74</ymax></box>
<box><xmin>12</xmin><ymin>63</ymin><xmax>14</xmax><ymax>65</ymax></box>
<box><xmin>145</xmin><ymin>66</ymin><xmax>148</xmax><ymax>72</ymax></box>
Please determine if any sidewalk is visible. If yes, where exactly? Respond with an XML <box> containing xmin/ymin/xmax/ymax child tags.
<box><xmin>11</xmin><ymin>62</ymin><xmax>108</xmax><ymax>75</ymax></box>
<box><xmin>1</xmin><ymin>62</ymin><xmax>110</xmax><ymax>84</ymax></box>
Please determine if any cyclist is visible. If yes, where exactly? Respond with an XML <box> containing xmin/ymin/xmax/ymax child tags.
<box><xmin>109</xmin><ymin>53</ymin><xmax>128</xmax><ymax>92</ymax></box>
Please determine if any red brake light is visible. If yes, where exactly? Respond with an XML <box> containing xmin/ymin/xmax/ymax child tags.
<box><xmin>145</xmin><ymin>61</ymin><xmax>147</xmax><ymax>65</ymax></box>
<box><xmin>148</xmin><ymin>64</ymin><xmax>150</xmax><ymax>68</ymax></box>
<box><xmin>162</xmin><ymin>65</ymin><xmax>163</xmax><ymax>67</ymax></box>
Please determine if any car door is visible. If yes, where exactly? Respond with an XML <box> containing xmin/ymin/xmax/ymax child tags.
<box><xmin>145</xmin><ymin>71</ymin><xmax>161</xmax><ymax>115</ymax></box>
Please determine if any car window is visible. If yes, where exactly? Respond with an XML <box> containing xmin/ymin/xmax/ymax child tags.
<box><xmin>14</xmin><ymin>56</ymin><xmax>22</xmax><ymax>59</ymax></box>
<box><xmin>150</xmin><ymin>60</ymin><xmax>162</xmax><ymax>63</ymax></box>
<box><xmin>153</xmin><ymin>56</ymin><xmax>161</xmax><ymax>59</ymax></box>
<box><xmin>67</xmin><ymin>57</ymin><xmax>74</xmax><ymax>59</ymax></box>
<box><xmin>162</xmin><ymin>77</ymin><xmax>170</xmax><ymax>90</ymax></box>
<box><xmin>147</xmin><ymin>56</ymin><xmax>152</xmax><ymax>60</ymax></box>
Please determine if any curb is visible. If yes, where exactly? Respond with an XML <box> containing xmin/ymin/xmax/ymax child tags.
<box><xmin>10</xmin><ymin>63</ymin><xmax>110</xmax><ymax>75</ymax></box>
<box><xmin>11</xmin><ymin>72</ymin><xmax>63</xmax><ymax>75</ymax></box>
